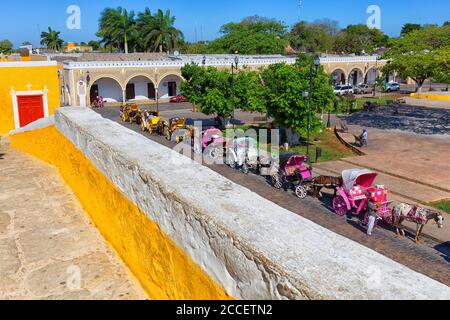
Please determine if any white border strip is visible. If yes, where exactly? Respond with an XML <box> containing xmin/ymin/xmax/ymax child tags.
<box><xmin>0</xmin><ymin>61</ymin><xmax>57</xmax><ymax>68</ymax></box>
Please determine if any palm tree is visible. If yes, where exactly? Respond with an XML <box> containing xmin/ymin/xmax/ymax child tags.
<box><xmin>40</xmin><ymin>27</ymin><xmax>64</xmax><ymax>52</ymax></box>
<box><xmin>97</xmin><ymin>7</ymin><xmax>136</xmax><ymax>54</ymax></box>
<box><xmin>143</xmin><ymin>9</ymin><xmax>183</xmax><ymax>53</ymax></box>
<box><xmin>136</xmin><ymin>8</ymin><xmax>156</xmax><ymax>52</ymax></box>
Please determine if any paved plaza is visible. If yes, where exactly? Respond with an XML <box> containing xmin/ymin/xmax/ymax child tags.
<box><xmin>0</xmin><ymin>146</ymin><xmax>146</xmax><ymax>300</ymax></box>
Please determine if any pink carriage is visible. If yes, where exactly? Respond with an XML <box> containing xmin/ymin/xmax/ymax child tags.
<box><xmin>332</xmin><ymin>169</ymin><xmax>392</xmax><ymax>224</ymax></box>
<box><xmin>194</xmin><ymin>128</ymin><xmax>225</xmax><ymax>159</ymax></box>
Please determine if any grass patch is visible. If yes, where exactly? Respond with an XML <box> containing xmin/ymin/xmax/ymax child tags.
<box><xmin>432</xmin><ymin>201</ymin><xmax>450</xmax><ymax>214</ymax></box>
<box><xmin>286</xmin><ymin>129</ymin><xmax>355</xmax><ymax>163</ymax></box>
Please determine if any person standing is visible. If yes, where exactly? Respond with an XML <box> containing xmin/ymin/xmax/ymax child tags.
<box><xmin>361</xmin><ymin>129</ymin><xmax>368</xmax><ymax>147</ymax></box>
<box><xmin>366</xmin><ymin>196</ymin><xmax>380</xmax><ymax>236</ymax></box>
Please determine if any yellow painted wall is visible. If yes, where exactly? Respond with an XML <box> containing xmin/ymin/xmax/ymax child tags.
<box><xmin>410</xmin><ymin>92</ymin><xmax>450</xmax><ymax>101</ymax></box>
<box><xmin>10</xmin><ymin>126</ymin><xmax>232</xmax><ymax>300</ymax></box>
<box><xmin>0</xmin><ymin>64</ymin><xmax>60</xmax><ymax>135</ymax></box>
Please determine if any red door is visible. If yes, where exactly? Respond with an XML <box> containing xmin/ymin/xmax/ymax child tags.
<box><xmin>17</xmin><ymin>95</ymin><xmax>44</xmax><ymax>128</ymax></box>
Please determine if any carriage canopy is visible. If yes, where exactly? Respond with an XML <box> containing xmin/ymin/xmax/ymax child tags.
<box><xmin>234</xmin><ymin>137</ymin><xmax>258</xmax><ymax>150</ymax></box>
<box><xmin>278</xmin><ymin>153</ymin><xmax>308</xmax><ymax>169</ymax></box>
<box><xmin>342</xmin><ymin>169</ymin><xmax>378</xmax><ymax>191</ymax></box>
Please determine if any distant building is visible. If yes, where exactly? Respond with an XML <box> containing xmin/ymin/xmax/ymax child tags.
<box><xmin>0</xmin><ymin>61</ymin><xmax>60</xmax><ymax>135</ymax></box>
<box><xmin>64</xmin><ymin>42</ymin><xmax>94</xmax><ymax>53</ymax></box>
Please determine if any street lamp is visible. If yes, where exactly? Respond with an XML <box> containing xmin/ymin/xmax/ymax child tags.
<box><xmin>306</xmin><ymin>55</ymin><xmax>321</xmax><ymax>160</ymax></box>
<box><xmin>328</xmin><ymin>75</ymin><xmax>338</xmax><ymax>129</ymax></box>
<box><xmin>231</xmin><ymin>55</ymin><xmax>239</xmax><ymax>129</ymax></box>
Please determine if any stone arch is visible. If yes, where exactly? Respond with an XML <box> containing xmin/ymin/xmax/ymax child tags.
<box><xmin>124</xmin><ymin>74</ymin><xmax>157</xmax><ymax>102</ymax></box>
<box><xmin>157</xmin><ymin>73</ymin><xmax>184</xmax><ymax>99</ymax></box>
<box><xmin>347</xmin><ymin>67</ymin><xmax>365</xmax><ymax>86</ymax></box>
<box><xmin>330</xmin><ymin>68</ymin><xmax>347</xmax><ymax>86</ymax></box>
<box><xmin>88</xmin><ymin>76</ymin><xmax>124</xmax><ymax>105</ymax></box>
<box><xmin>124</xmin><ymin>73</ymin><xmax>157</xmax><ymax>87</ymax></box>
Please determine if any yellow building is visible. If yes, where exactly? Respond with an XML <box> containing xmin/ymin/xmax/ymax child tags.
<box><xmin>64</xmin><ymin>42</ymin><xmax>93</xmax><ymax>53</ymax></box>
<box><xmin>0</xmin><ymin>61</ymin><xmax>60</xmax><ymax>135</ymax></box>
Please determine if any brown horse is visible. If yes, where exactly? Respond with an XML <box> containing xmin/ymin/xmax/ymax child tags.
<box><xmin>311</xmin><ymin>176</ymin><xmax>343</xmax><ymax>199</ymax></box>
<box><xmin>393</xmin><ymin>203</ymin><xmax>444</xmax><ymax>243</ymax></box>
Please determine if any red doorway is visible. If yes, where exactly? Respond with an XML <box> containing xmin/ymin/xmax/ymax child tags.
<box><xmin>17</xmin><ymin>95</ymin><xmax>44</xmax><ymax>128</ymax></box>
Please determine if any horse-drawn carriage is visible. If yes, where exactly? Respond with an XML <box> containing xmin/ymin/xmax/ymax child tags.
<box><xmin>194</xmin><ymin>128</ymin><xmax>225</xmax><ymax>159</ymax></box>
<box><xmin>121</xmin><ymin>104</ymin><xmax>142</xmax><ymax>124</ymax></box>
<box><xmin>270</xmin><ymin>153</ymin><xmax>313</xmax><ymax>199</ymax></box>
<box><xmin>332</xmin><ymin>169</ymin><xmax>392</xmax><ymax>223</ymax></box>
<box><xmin>225</xmin><ymin>137</ymin><xmax>271</xmax><ymax>174</ymax></box>
<box><xmin>158</xmin><ymin>117</ymin><xmax>190</xmax><ymax>143</ymax></box>
<box><xmin>140</xmin><ymin>111</ymin><xmax>161</xmax><ymax>134</ymax></box>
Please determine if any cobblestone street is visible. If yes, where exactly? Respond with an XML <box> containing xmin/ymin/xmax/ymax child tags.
<box><xmin>0</xmin><ymin>146</ymin><xmax>146</xmax><ymax>300</ymax></box>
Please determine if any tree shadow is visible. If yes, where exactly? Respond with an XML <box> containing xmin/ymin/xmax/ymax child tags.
<box><xmin>0</xmin><ymin>153</ymin><xmax>5</xmax><ymax>160</ymax></box>
<box><xmin>340</xmin><ymin>104</ymin><xmax>450</xmax><ymax>135</ymax></box>
<box><xmin>434</xmin><ymin>242</ymin><xmax>450</xmax><ymax>263</ymax></box>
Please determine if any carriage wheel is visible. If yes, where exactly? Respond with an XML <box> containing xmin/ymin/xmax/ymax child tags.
<box><xmin>140</xmin><ymin>122</ymin><xmax>146</xmax><ymax>132</ymax></box>
<box><xmin>164</xmin><ymin>129</ymin><xmax>171</xmax><ymax>141</ymax></box>
<box><xmin>295</xmin><ymin>185</ymin><xmax>308</xmax><ymax>199</ymax></box>
<box><xmin>241</xmin><ymin>162</ymin><xmax>250</xmax><ymax>175</ymax></box>
<box><xmin>148</xmin><ymin>126</ymin><xmax>153</xmax><ymax>135</ymax></box>
<box><xmin>272</xmin><ymin>175</ymin><xmax>283</xmax><ymax>189</ymax></box>
<box><xmin>332</xmin><ymin>196</ymin><xmax>348</xmax><ymax>216</ymax></box>
<box><xmin>121</xmin><ymin>113</ymin><xmax>127</xmax><ymax>122</ymax></box>
<box><xmin>228</xmin><ymin>161</ymin><xmax>237</xmax><ymax>169</ymax></box>
<box><xmin>209</xmin><ymin>147</ymin><xmax>221</xmax><ymax>160</ymax></box>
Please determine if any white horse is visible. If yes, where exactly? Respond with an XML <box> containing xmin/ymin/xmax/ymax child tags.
<box><xmin>392</xmin><ymin>203</ymin><xmax>444</xmax><ymax>243</ymax></box>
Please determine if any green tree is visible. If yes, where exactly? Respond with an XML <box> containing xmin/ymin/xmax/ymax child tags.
<box><xmin>289</xmin><ymin>21</ymin><xmax>334</xmax><ymax>53</ymax></box>
<box><xmin>208</xmin><ymin>16</ymin><xmax>288</xmax><ymax>54</ymax></box>
<box><xmin>234</xmin><ymin>70</ymin><xmax>267</xmax><ymax>113</ymax></box>
<box><xmin>179</xmin><ymin>41</ymin><xmax>208</xmax><ymax>54</ymax></box>
<box><xmin>181</xmin><ymin>56</ymin><xmax>335</xmax><ymax>138</ymax></box>
<box><xmin>141</xmin><ymin>9</ymin><xmax>183</xmax><ymax>53</ymax></box>
<box><xmin>400</xmin><ymin>23</ymin><xmax>422</xmax><ymax>36</ymax></box>
<box><xmin>97</xmin><ymin>7</ymin><xmax>137</xmax><ymax>54</ymax></box>
<box><xmin>261</xmin><ymin>56</ymin><xmax>334</xmax><ymax>136</ymax></box>
<box><xmin>180</xmin><ymin>63</ymin><xmax>232</xmax><ymax>117</ymax></box>
<box><xmin>88</xmin><ymin>40</ymin><xmax>101</xmax><ymax>51</ymax></box>
<box><xmin>40</xmin><ymin>27</ymin><xmax>64</xmax><ymax>51</ymax></box>
<box><xmin>432</xmin><ymin>46</ymin><xmax>450</xmax><ymax>85</ymax></box>
<box><xmin>0</xmin><ymin>40</ymin><xmax>13</xmax><ymax>55</ymax></box>
<box><xmin>333</xmin><ymin>24</ymin><xmax>389</xmax><ymax>54</ymax></box>
<box><xmin>383</xmin><ymin>25</ymin><xmax>450</xmax><ymax>91</ymax></box>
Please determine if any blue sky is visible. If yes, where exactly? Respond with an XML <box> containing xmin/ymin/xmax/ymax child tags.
<box><xmin>2</xmin><ymin>0</ymin><xmax>449</xmax><ymax>47</ymax></box>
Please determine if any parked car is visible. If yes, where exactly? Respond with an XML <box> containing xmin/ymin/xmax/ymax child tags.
<box><xmin>354</xmin><ymin>84</ymin><xmax>373</xmax><ymax>95</ymax></box>
<box><xmin>334</xmin><ymin>85</ymin><xmax>354</xmax><ymax>96</ymax></box>
<box><xmin>385</xmin><ymin>82</ymin><xmax>401</xmax><ymax>93</ymax></box>
<box><xmin>170</xmin><ymin>96</ymin><xmax>188</xmax><ymax>103</ymax></box>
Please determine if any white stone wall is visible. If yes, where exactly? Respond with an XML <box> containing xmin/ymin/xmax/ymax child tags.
<box><xmin>128</xmin><ymin>76</ymin><xmax>154</xmax><ymax>101</ymax></box>
<box><xmin>54</xmin><ymin>107</ymin><xmax>450</xmax><ymax>300</ymax></box>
